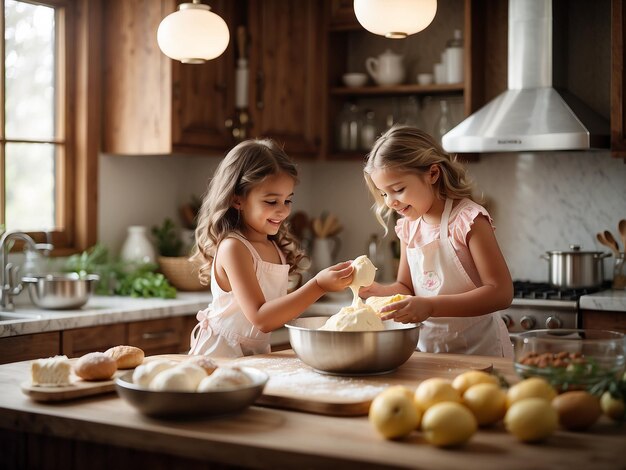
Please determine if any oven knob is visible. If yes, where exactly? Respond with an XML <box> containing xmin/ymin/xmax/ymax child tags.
<box><xmin>545</xmin><ymin>316</ymin><xmax>562</xmax><ymax>329</ymax></box>
<box><xmin>520</xmin><ymin>316</ymin><xmax>536</xmax><ymax>330</ymax></box>
<box><xmin>501</xmin><ymin>314</ymin><xmax>513</xmax><ymax>329</ymax></box>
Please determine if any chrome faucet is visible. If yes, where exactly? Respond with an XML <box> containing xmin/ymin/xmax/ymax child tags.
<box><xmin>0</xmin><ymin>231</ymin><xmax>52</xmax><ymax>311</ymax></box>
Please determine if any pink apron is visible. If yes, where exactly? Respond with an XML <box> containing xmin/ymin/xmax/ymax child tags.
<box><xmin>189</xmin><ymin>232</ymin><xmax>289</xmax><ymax>358</ymax></box>
<box><xmin>406</xmin><ymin>198</ymin><xmax>513</xmax><ymax>357</ymax></box>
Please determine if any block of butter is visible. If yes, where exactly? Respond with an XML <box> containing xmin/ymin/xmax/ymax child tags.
<box><xmin>31</xmin><ymin>355</ymin><xmax>72</xmax><ymax>387</ymax></box>
<box><xmin>365</xmin><ymin>294</ymin><xmax>410</xmax><ymax>316</ymax></box>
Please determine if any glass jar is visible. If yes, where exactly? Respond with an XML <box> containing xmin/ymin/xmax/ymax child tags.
<box><xmin>613</xmin><ymin>252</ymin><xmax>626</xmax><ymax>290</ymax></box>
<box><xmin>336</xmin><ymin>103</ymin><xmax>362</xmax><ymax>151</ymax></box>
<box><xmin>360</xmin><ymin>109</ymin><xmax>378</xmax><ymax>151</ymax></box>
<box><xmin>433</xmin><ymin>99</ymin><xmax>451</xmax><ymax>144</ymax></box>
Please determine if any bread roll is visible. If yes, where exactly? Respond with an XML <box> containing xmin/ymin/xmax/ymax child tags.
<box><xmin>197</xmin><ymin>367</ymin><xmax>252</xmax><ymax>392</ymax></box>
<box><xmin>104</xmin><ymin>345</ymin><xmax>145</xmax><ymax>369</ymax></box>
<box><xmin>150</xmin><ymin>368</ymin><xmax>196</xmax><ymax>392</ymax></box>
<box><xmin>132</xmin><ymin>359</ymin><xmax>177</xmax><ymax>388</ymax></box>
<box><xmin>74</xmin><ymin>352</ymin><xmax>117</xmax><ymax>381</ymax></box>
<box><xmin>174</xmin><ymin>363</ymin><xmax>207</xmax><ymax>389</ymax></box>
<box><xmin>184</xmin><ymin>355</ymin><xmax>217</xmax><ymax>375</ymax></box>
<box><xmin>31</xmin><ymin>355</ymin><xmax>71</xmax><ymax>386</ymax></box>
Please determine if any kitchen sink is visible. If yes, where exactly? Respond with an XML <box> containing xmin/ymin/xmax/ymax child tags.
<box><xmin>0</xmin><ymin>312</ymin><xmax>40</xmax><ymax>322</ymax></box>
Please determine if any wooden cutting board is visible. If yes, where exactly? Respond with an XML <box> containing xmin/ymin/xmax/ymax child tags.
<box><xmin>21</xmin><ymin>369</ymin><xmax>126</xmax><ymax>402</ymax></box>
<box><xmin>230</xmin><ymin>351</ymin><xmax>493</xmax><ymax>416</ymax></box>
<box><xmin>20</xmin><ymin>352</ymin><xmax>492</xmax><ymax>416</ymax></box>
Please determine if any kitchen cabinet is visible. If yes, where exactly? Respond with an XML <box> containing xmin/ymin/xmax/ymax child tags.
<box><xmin>0</xmin><ymin>332</ymin><xmax>60</xmax><ymax>365</ymax></box>
<box><xmin>62</xmin><ymin>324</ymin><xmax>126</xmax><ymax>358</ymax></box>
<box><xmin>102</xmin><ymin>0</ymin><xmax>241</xmax><ymax>155</ymax></box>
<box><xmin>581</xmin><ymin>309</ymin><xmax>626</xmax><ymax>333</ymax></box>
<box><xmin>247</xmin><ymin>0</ymin><xmax>325</xmax><ymax>156</ymax></box>
<box><xmin>611</xmin><ymin>0</ymin><xmax>626</xmax><ymax>159</ymax></box>
<box><xmin>0</xmin><ymin>315</ymin><xmax>196</xmax><ymax>364</ymax></box>
<box><xmin>324</xmin><ymin>0</ymin><xmax>499</xmax><ymax>160</ymax></box>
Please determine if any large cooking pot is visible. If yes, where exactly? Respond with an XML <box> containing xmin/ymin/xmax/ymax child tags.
<box><xmin>541</xmin><ymin>245</ymin><xmax>610</xmax><ymax>289</ymax></box>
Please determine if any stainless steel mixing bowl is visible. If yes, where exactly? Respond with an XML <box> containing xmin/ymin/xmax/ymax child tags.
<box><xmin>115</xmin><ymin>367</ymin><xmax>269</xmax><ymax>418</ymax></box>
<box><xmin>285</xmin><ymin>316</ymin><xmax>420</xmax><ymax>375</ymax></box>
<box><xmin>21</xmin><ymin>273</ymin><xmax>99</xmax><ymax>310</ymax></box>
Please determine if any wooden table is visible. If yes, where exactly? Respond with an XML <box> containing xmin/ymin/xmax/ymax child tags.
<box><xmin>0</xmin><ymin>351</ymin><xmax>624</xmax><ymax>470</ymax></box>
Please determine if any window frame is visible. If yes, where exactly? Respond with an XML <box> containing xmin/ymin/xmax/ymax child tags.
<box><xmin>1</xmin><ymin>0</ymin><xmax>99</xmax><ymax>255</ymax></box>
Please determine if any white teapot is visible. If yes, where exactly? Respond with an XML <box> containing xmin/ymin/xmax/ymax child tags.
<box><xmin>365</xmin><ymin>49</ymin><xmax>405</xmax><ymax>86</ymax></box>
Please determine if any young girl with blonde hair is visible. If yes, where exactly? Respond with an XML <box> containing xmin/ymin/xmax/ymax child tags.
<box><xmin>189</xmin><ymin>139</ymin><xmax>353</xmax><ymax>357</ymax></box>
<box><xmin>362</xmin><ymin>125</ymin><xmax>513</xmax><ymax>357</ymax></box>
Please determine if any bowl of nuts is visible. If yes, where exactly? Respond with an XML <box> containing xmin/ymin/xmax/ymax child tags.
<box><xmin>513</xmin><ymin>329</ymin><xmax>626</xmax><ymax>392</ymax></box>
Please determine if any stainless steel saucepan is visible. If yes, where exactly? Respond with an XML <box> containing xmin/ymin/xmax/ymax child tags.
<box><xmin>541</xmin><ymin>245</ymin><xmax>610</xmax><ymax>289</ymax></box>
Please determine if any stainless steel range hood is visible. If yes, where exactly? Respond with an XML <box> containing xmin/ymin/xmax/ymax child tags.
<box><xmin>442</xmin><ymin>0</ymin><xmax>609</xmax><ymax>153</ymax></box>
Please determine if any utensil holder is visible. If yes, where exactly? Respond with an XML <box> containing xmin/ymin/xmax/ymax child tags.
<box><xmin>613</xmin><ymin>252</ymin><xmax>626</xmax><ymax>290</ymax></box>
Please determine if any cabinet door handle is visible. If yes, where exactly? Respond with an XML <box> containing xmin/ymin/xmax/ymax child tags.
<box><xmin>256</xmin><ymin>69</ymin><xmax>264</xmax><ymax>110</ymax></box>
<box><xmin>141</xmin><ymin>329</ymin><xmax>175</xmax><ymax>340</ymax></box>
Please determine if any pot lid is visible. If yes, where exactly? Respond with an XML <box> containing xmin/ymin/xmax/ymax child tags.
<box><xmin>546</xmin><ymin>244</ymin><xmax>607</xmax><ymax>255</ymax></box>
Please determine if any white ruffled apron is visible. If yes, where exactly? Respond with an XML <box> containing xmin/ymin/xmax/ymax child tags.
<box><xmin>406</xmin><ymin>198</ymin><xmax>513</xmax><ymax>357</ymax></box>
<box><xmin>189</xmin><ymin>233</ymin><xmax>289</xmax><ymax>358</ymax></box>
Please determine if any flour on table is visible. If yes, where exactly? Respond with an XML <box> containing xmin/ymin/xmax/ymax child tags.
<box><xmin>235</xmin><ymin>356</ymin><xmax>388</xmax><ymax>399</ymax></box>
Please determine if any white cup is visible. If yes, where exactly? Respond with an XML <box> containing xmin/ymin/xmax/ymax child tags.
<box><xmin>417</xmin><ymin>73</ymin><xmax>433</xmax><ymax>86</ymax></box>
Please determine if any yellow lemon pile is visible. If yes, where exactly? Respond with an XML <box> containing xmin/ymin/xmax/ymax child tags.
<box><xmin>368</xmin><ymin>369</ymin><xmax>619</xmax><ymax>447</ymax></box>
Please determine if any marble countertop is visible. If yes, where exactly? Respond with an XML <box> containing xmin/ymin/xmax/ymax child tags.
<box><xmin>579</xmin><ymin>289</ymin><xmax>626</xmax><ymax>312</ymax></box>
<box><xmin>0</xmin><ymin>291</ymin><xmax>351</xmax><ymax>339</ymax></box>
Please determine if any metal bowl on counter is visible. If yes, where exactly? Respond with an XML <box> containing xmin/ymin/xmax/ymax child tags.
<box><xmin>115</xmin><ymin>367</ymin><xmax>269</xmax><ymax>418</ymax></box>
<box><xmin>513</xmin><ymin>329</ymin><xmax>626</xmax><ymax>392</ymax></box>
<box><xmin>21</xmin><ymin>273</ymin><xmax>99</xmax><ymax>310</ymax></box>
<box><xmin>285</xmin><ymin>316</ymin><xmax>420</xmax><ymax>376</ymax></box>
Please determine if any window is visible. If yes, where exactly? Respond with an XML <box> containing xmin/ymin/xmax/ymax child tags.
<box><xmin>0</xmin><ymin>0</ymin><xmax>99</xmax><ymax>253</ymax></box>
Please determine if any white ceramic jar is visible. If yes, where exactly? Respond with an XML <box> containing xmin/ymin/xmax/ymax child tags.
<box><xmin>121</xmin><ymin>226</ymin><xmax>157</xmax><ymax>264</ymax></box>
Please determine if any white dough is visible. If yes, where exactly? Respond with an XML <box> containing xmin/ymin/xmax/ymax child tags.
<box><xmin>197</xmin><ymin>367</ymin><xmax>252</xmax><ymax>392</ymax></box>
<box><xmin>319</xmin><ymin>255</ymin><xmax>383</xmax><ymax>332</ymax></box>
<box><xmin>319</xmin><ymin>303</ymin><xmax>384</xmax><ymax>332</ymax></box>
<box><xmin>150</xmin><ymin>367</ymin><xmax>196</xmax><ymax>392</ymax></box>
<box><xmin>173</xmin><ymin>363</ymin><xmax>207</xmax><ymax>389</ymax></box>
<box><xmin>349</xmin><ymin>255</ymin><xmax>377</xmax><ymax>303</ymax></box>
<box><xmin>132</xmin><ymin>359</ymin><xmax>177</xmax><ymax>388</ymax></box>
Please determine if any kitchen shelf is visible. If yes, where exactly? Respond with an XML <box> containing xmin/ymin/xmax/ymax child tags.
<box><xmin>330</xmin><ymin>83</ymin><xmax>464</xmax><ymax>96</ymax></box>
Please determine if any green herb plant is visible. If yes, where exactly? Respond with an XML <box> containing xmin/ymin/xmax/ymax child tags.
<box><xmin>64</xmin><ymin>243</ymin><xmax>176</xmax><ymax>298</ymax></box>
<box><xmin>151</xmin><ymin>218</ymin><xmax>184</xmax><ymax>257</ymax></box>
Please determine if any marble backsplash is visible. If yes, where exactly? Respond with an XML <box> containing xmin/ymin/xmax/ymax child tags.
<box><xmin>99</xmin><ymin>149</ymin><xmax>626</xmax><ymax>284</ymax></box>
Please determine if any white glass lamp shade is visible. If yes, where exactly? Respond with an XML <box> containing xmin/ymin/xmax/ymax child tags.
<box><xmin>354</xmin><ymin>0</ymin><xmax>437</xmax><ymax>39</ymax></box>
<box><xmin>157</xmin><ymin>3</ymin><xmax>230</xmax><ymax>64</ymax></box>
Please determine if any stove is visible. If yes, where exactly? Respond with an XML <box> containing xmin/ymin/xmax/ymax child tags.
<box><xmin>499</xmin><ymin>281</ymin><xmax>603</xmax><ymax>335</ymax></box>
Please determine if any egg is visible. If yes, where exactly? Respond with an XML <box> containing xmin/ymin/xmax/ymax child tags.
<box><xmin>552</xmin><ymin>391</ymin><xmax>602</xmax><ymax>431</ymax></box>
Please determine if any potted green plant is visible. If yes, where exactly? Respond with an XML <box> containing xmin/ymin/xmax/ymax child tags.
<box><xmin>152</xmin><ymin>218</ymin><xmax>208</xmax><ymax>292</ymax></box>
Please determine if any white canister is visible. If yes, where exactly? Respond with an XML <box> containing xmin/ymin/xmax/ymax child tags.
<box><xmin>121</xmin><ymin>226</ymin><xmax>157</xmax><ymax>264</ymax></box>
<box><xmin>433</xmin><ymin>63</ymin><xmax>446</xmax><ymax>84</ymax></box>
<box><xmin>444</xmin><ymin>29</ymin><xmax>464</xmax><ymax>84</ymax></box>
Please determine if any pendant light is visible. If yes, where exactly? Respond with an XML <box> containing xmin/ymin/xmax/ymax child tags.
<box><xmin>354</xmin><ymin>0</ymin><xmax>437</xmax><ymax>39</ymax></box>
<box><xmin>157</xmin><ymin>0</ymin><xmax>230</xmax><ymax>64</ymax></box>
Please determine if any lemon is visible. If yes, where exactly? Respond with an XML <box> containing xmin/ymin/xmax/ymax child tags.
<box><xmin>421</xmin><ymin>402</ymin><xmax>477</xmax><ymax>447</ymax></box>
<box><xmin>369</xmin><ymin>386</ymin><xmax>421</xmax><ymax>439</ymax></box>
<box><xmin>600</xmin><ymin>391</ymin><xmax>625</xmax><ymax>421</ymax></box>
<box><xmin>504</xmin><ymin>398</ymin><xmax>558</xmax><ymax>442</ymax></box>
<box><xmin>414</xmin><ymin>378</ymin><xmax>461</xmax><ymax>411</ymax></box>
<box><xmin>452</xmin><ymin>370</ymin><xmax>499</xmax><ymax>395</ymax></box>
<box><xmin>506</xmin><ymin>377</ymin><xmax>556</xmax><ymax>408</ymax></box>
<box><xmin>462</xmin><ymin>383</ymin><xmax>507</xmax><ymax>426</ymax></box>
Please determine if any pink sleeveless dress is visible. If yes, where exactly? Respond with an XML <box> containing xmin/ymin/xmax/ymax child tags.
<box><xmin>189</xmin><ymin>232</ymin><xmax>290</xmax><ymax>358</ymax></box>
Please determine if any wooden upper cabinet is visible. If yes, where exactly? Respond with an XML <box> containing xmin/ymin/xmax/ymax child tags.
<box><xmin>102</xmin><ymin>0</ymin><xmax>237</xmax><ymax>155</ymax></box>
<box><xmin>611</xmin><ymin>0</ymin><xmax>626</xmax><ymax>159</ymax></box>
<box><xmin>247</xmin><ymin>0</ymin><xmax>325</xmax><ymax>157</ymax></box>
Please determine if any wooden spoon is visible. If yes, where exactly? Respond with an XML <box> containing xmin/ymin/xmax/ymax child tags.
<box><xmin>619</xmin><ymin>219</ymin><xmax>626</xmax><ymax>253</ymax></box>
<box><xmin>597</xmin><ymin>232</ymin><xmax>619</xmax><ymax>255</ymax></box>
<box><xmin>603</xmin><ymin>230</ymin><xmax>621</xmax><ymax>255</ymax></box>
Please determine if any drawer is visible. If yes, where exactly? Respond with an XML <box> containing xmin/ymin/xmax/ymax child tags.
<box><xmin>128</xmin><ymin>317</ymin><xmax>184</xmax><ymax>355</ymax></box>
<box><xmin>62</xmin><ymin>324</ymin><xmax>126</xmax><ymax>358</ymax></box>
<box><xmin>0</xmin><ymin>332</ymin><xmax>60</xmax><ymax>364</ymax></box>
